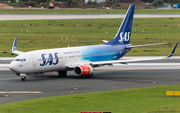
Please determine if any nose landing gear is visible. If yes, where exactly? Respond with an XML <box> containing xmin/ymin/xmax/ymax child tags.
<box><xmin>20</xmin><ymin>73</ymin><xmax>27</xmax><ymax>81</ymax></box>
<box><xmin>21</xmin><ymin>76</ymin><xmax>26</xmax><ymax>81</ymax></box>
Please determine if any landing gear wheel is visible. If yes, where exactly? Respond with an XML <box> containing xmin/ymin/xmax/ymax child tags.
<box><xmin>89</xmin><ymin>73</ymin><xmax>93</xmax><ymax>78</ymax></box>
<box><xmin>21</xmin><ymin>76</ymin><xmax>26</xmax><ymax>81</ymax></box>
<box><xmin>58</xmin><ymin>71</ymin><xmax>67</xmax><ymax>77</ymax></box>
<box><xmin>58</xmin><ymin>71</ymin><xmax>62</xmax><ymax>76</ymax></box>
<box><xmin>85</xmin><ymin>73</ymin><xmax>93</xmax><ymax>78</ymax></box>
<box><xmin>62</xmin><ymin>71</ymin><xmax>67</xmax><ymax>77</ymax></box>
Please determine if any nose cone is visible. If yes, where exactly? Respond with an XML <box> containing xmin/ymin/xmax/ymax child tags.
<box><xmin>9</xmin><ymin>61</ymin><xmax>19</xmax><ymax>73</ymax></box>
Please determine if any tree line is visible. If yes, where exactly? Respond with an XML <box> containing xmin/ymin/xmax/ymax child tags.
<box><xmin>10</xmin><ymin>0</ymin><xmax>180</xmax><ymax>3</ymax></box>
<box><xmin>10</xmin><ymin>0</ymin><xmax>51</xmax><ymax>3</ymax></box>
<box><xmin>142</xmin><ymin>0</ymin><xmax>180</xmax><ymax>3</ymax></box>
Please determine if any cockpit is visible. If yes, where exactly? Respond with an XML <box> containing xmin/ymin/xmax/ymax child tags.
<box><xmin>13</xmin><ymin>59</ymin><xmax>26</xmax><ymax>62</ymax></box>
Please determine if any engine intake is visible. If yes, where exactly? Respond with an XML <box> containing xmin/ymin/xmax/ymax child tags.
<box><xmin>74</xmin><ymin>65</ymin><xmax>93</xmax><ymax>76</ymax></box>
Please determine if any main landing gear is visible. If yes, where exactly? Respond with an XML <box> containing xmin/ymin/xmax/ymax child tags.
<box><xmin>58</xmin><ymin>71</ymin><xmax>67</xmax><ymax>77</ymax></box>
<box><xmin>85</xmin><ymin>73</ymin><xmax>93</xmax><ymax>78</ymax></box>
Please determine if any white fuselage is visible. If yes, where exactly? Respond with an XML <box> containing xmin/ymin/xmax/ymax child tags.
<box><xmin>9</xmin><ymin>44</ymin><xmax>127</xmax><ymax>74</ymax></box>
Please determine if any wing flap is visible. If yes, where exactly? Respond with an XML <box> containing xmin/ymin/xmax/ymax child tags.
<box><xmin>92</xmin><ymin>57</ymin><xmax>165</xmax><ymax>65</ymax></box>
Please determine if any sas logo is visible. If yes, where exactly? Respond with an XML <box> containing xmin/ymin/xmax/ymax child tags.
<box><xmin>40</xmin><ymin>53</ymin><xmax>59</xmax><ymax>66</ymax></box>
<box><xmin>118</xmin><ymin>32</ymin><xmax>130</xmax><ymax>42</ymax></box>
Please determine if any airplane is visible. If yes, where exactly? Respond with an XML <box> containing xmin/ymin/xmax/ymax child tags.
<box><xmin>9</xmin><ymin>4</ymin><xmax>178</xmax><ymax>81</ymax></box>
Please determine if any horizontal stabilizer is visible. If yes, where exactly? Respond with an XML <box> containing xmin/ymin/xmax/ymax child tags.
<box><xmin>126</xmin><ymin>42</ymin><xmax>167</xmax><ymax>49</ymax></box>
<box><xmin>102</xmin><ymin>40</ymin><xmax>108</xmax><ymax>43</ymax></box>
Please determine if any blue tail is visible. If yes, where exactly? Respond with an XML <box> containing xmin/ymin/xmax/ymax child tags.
<box><xmin>105</xmin><ymin>4</ymin><xmax>135</xmax><ymax>45</ymax></box>
<box><xmin>12</xmin><ymin>37</ymin><xmax>17</xmax><ymax>52</ymax></box>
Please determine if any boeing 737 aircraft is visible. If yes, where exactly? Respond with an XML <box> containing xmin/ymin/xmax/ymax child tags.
<box><xmin>9</xmin><ymin>5</ymin><xmax>178</xmax><ymax>81</ymax></box>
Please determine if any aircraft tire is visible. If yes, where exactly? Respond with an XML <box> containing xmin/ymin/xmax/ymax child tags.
<box><xmin>89</xmin><ymin>73</ymin><xmax>93</xmax><ymax>78</ymax></box>
<box><xmin>58</xmin><ymin>71</ymin><xmax>67</xmax><ymax>77</ymax></box>
<box><xmin>58</xmin><ymin>71</ymin><xmax>62</xmax><ymax>76</ymax></box>
<box><xmin>84</xmin><ymin>74</ymin><xmax>93</xmax><ymax>78</ymax></box>
<box><xmin>62</xmin><ymin>71</ymin><xmax>67</xmax><ymax>77</ymax></box>
<box><xmin>21</xmin><ymin>77</ymin><xmax>26</xmax><ymax>81</ymax></box>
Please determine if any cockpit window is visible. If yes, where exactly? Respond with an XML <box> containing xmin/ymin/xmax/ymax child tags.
<box><xmin>14</xmin><ymin>59</ymin><xmax>20</xmax><ymax>61</ymax></box>
<box><xmin>14</xmin><ymin>59</ymin><xmax>26</xmax><ymax>62</ymax></box>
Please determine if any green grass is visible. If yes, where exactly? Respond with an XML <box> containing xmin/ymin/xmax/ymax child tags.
<box><xmin>0</xmin><ymin>18</ymin><xmax>180</xmax><ymax>57</ymax></box>
<box><xmin>1</xmin><ymin>9</ymin><xmax>180</xmax><ymax>14</ymax></box>
<box><xmin>0</xmin><ymin>85</ymin><xmax>180</xmax><ymax>113</ymax></box>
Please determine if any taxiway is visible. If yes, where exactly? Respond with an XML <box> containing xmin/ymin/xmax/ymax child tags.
<box><xmin>0</xmin><ymin>57</ymin><xmax>180</xmax><ymax>105</ymax></box>
<box><xmin>0</xmin><ymin>14</ymin><xmax>180</xmax><ymax>21</ymax></box>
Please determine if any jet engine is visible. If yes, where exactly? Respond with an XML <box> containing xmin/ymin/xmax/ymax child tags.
<box><xmin>73</xmin><ymin>65</ymin><xmax>93</xmax><ymax>76</ymax></box>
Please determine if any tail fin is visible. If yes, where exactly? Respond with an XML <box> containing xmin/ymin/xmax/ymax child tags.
<box><xmin>105</xmin><ymin>4</ymin><xmax>135</xmax><ymax>45</ymax></box>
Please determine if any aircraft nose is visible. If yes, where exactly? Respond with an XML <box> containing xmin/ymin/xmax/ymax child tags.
<box><xmin>9</xmin><ymin>62</ymin><xmax>19</xmax><ymax>73</ymax></box>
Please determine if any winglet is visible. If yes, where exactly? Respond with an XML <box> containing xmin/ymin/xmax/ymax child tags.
<box><xmin>167</xmin><ymin>43</ymin><xmax>178</xmax><ymax>58</ymax></box>
<box><xmin>12</xmin><ymin>37</ymin><xmax>17</xmax><ymax>52</ymax></box>
<box><xmin>12</xmin><ymin>37</ymin><xmax>24</xmax><ymax>55</ymax></box>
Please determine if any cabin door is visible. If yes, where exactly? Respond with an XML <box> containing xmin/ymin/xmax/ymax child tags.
<box><xmin>31</xmin><ymin>54</ymin><xmax>37</xmax><ymax>66</ymax></box>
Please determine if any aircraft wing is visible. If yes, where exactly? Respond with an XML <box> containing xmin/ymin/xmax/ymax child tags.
<box><xmin>68</xmin><ymin>43</ymin><xmax>178</xmax><ymax>68</ymax></box>
<box><xmin>92</xmin><ymin>43</ymin><xmax>178</xmax><ymax>65</ymax></box>
<box><xmin>92</xmin><ymin>57</ymin><xmax>166</xmax><ymax>65</ymax></box>
<box><xmin>12</xmin><ymin>37</ymin><xmax>24</xmax><ymax>55</ymax></box>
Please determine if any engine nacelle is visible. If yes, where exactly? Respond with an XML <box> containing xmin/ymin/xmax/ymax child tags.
<box><xmin>73</xmin><ymin>65</ymin><xmax>93</xmax><ymax>76</ymax></box>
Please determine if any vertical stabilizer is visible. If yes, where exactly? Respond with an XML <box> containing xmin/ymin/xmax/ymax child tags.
<box><xmin>105</xmin><ymin>4</ymin><xmax>135</xmax><ymax>45</ymax></box>
<box><xmin>12</xmin><ymin>37</ymin><xmax>17</xmax><ymax>52</ymax></box>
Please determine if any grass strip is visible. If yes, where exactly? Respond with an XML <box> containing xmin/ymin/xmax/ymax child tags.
<box><xmin>0</xmin><ymin>85</ymin><xmax>180</xmax><ymax>113</ymax></box>
<box><xmin>0</xmin><ymin>18</ymin><xmax>179</xmax><ymax>57</ymax></box>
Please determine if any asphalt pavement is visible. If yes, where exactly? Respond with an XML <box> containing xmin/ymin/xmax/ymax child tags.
<box><xmin>0</xmin><ymin>62</ymin><xmax>180</xmax><ymax>104</ymax></box>
<box><xmin>1</xmin><ymin>14</ymin><xmax>180</xmax><ymax>21</ymax></box>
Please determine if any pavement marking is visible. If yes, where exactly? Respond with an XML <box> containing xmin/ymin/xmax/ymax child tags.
<box><xmin>0</xmin><ymin>77</ymin><xmax>19</xmax><ymax>81</ymax></box>
<box><xmin>0</xmin><ymin>91</ymin><xmax>43</xmax><ymax>93</ymax></box>
<box><xmin>0</xmin><ymin>74</ymin><xmax>16</xmax><ymax>76</ymax></box>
